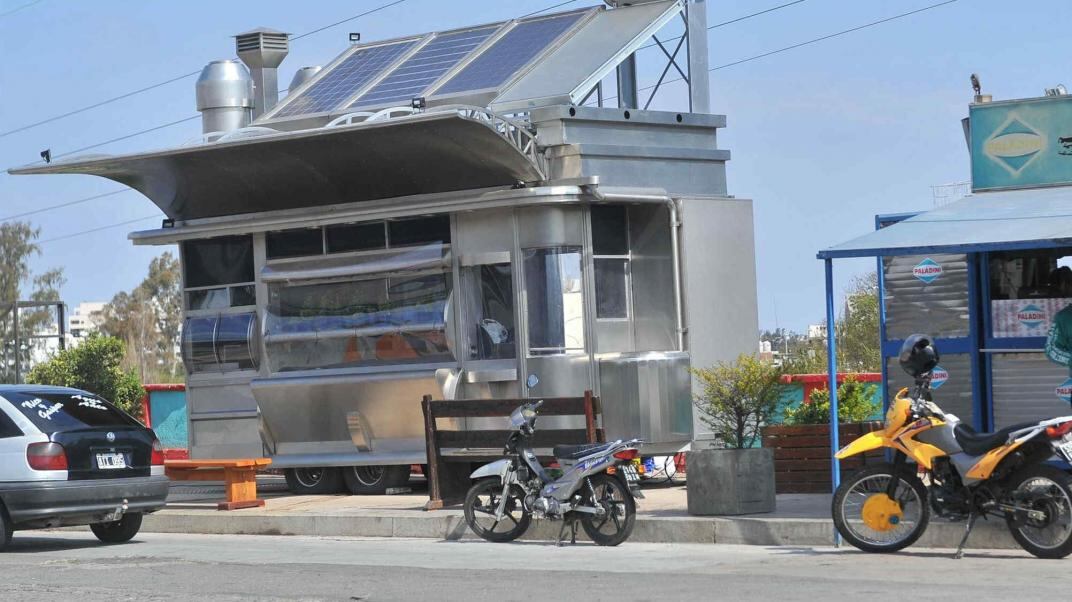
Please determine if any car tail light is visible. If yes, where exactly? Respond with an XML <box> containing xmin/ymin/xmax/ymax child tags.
<box><xmin>1046</xmin><ymin>421</ymin><xmax>1072</xmax><ymax>439</ymax></box>
<box><xmin>151</xmin><ymin>439</ymin><xmax>165</xmax><ymax>466</ymax></box>
<box><xmin>613</xmin><ymin>449</ymin><xmax>639</xmax><ymax>461</ymax></box>
<box><xmin>27</xmin><ymin>442</ymin><xmax>68</xmax><ymax>471</ymax></box>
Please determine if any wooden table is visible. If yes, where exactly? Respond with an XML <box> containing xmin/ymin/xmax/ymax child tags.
<box><xmin>165</xmin><ymin>458</ymin><xmax>272</xmax><ymax>510</ymax></box>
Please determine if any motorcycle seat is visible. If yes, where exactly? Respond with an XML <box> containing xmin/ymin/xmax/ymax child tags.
<box><xmin>553</xmin><ymin>442</ymin><xmax>614</xmax><ymax>461</ymax></box>
<box><xmin>953</xmin><ymin>422</ymin><xmax>1036</xmax><ymax>456</ymax></box>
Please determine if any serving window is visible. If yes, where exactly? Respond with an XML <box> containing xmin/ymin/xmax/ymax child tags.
<box><xmin>181</xmin><ymin>312</ymin><xmax>259</xmax><ymax>374</ymax></box>
<box><xmin>989</xmin><ymin>248</ymin><xmax>1072</xmax><ymax>339</ymax></box>
<box><xmin>182</xmin><ymin>236</ymin><xmax>256</xmax><ymax>311</ymax></box>
<box><xmin>524</xmin><ymin>246</ymin><xmax>585</xmax><ymax>356</ymax></box>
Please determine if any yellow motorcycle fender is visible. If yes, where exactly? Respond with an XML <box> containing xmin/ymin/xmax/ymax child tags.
<box><xmin>835</xmin><ymin>431</ymin><xmax>889</xmax><ymax>460</ymax></box>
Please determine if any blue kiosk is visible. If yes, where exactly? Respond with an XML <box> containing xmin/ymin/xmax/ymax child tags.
<box><xmin>820</xmin><ymin>91</ymin><xmax>1072</xmax><ymax>497</ymax></box>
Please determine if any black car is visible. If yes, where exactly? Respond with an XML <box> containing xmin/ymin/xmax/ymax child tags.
<box><xmin>0</xmin><ymin>385</ymin><xmax>169</xmax><ymax>550</ymax></box>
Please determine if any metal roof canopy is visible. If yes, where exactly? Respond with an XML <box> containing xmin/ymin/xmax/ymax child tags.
<box><xmin>9</xmin><ymin>111</ymin><xmax>544</xmax><ymax>221</ymax></box>
<box><xmin>818</xmin><ymin>186</ymin><xmax>1072</xmax><ymax>259</ymax></box>
<box><xmin>259</xmin><ymin>1</ymin><xmax>684</xmax><ymax>124</ymax></box>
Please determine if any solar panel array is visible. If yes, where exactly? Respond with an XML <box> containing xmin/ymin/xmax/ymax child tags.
<box><xmin>269</xmin><ymin>8</ymin><xmax>590</xmax><ymax>121</ymax></box>
<box><xmin>350</xmin><ymin>25</ymin><xmax>501</xmax><ymax>109</ymax></box>
<box><xmin>274</xmin><ymin>39</ymin><xmax>419</xmax><ymax>117</ymax></box>
<box><xmin>433</xmin><ymin>12</ymin><xmax>586</xmax><ymax>96</ymax></box>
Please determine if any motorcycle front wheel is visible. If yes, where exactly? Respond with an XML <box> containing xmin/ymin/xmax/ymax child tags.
<box><xmin>1004</xmin><ymin>465</ymin><xmax>1072</xmax><ymax>559</ymax></box>
<box><xmin>463</xmin><ymin>478</ymin><xmax>531</xmax><ymax>543</ymax></box>
<box><xmin>832</xmin><ymin>464</ymin><xmax>930</xmax><ymax>553</ymax></box>
<box><xmin>580</xmin><ymin>473</ymin><xmax>636</xmax><ymax>546</ymax></box>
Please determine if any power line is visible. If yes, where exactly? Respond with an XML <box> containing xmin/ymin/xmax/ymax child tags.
<box><xmin>1</xmin><ymin>189</ymin><xmax>130</xmax><ymax>222</ymax></box>
<box><xmin>0</xmin><ymin>0</ymin><xmax>42</xmax><ymax>18</ymax></box>
<box><xmin>37</xmin><ymin>214</ymin><xmax>161</xmax><ymax>245</ymax></box>
<box><xmin>594</xmin><ymin>0</ymin><xmax>959</xmax><ymax>105</ymax></box>
<box><xmin>637</xmin><ymin>0</ymin><xmax>806</xmax><ymax>52</ymax></box>
<box><xmin>51</xmin><ymin>115</ymin><xmax>200</xmax><ymax>160</ymax></box>
<box><xmin>0</xmin><ymin>0</ymin><xmax>410</xmax><ymax>139</ymax></box>
<box><xmin>519</xmin><ymin>0</ymin><xmax>577</xmax><ymax>19</ymax></box>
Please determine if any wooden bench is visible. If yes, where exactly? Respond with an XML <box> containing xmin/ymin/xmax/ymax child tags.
<box><xmin>422</xmin><ymin>391</ymin><xmax>603</xmax><ymax>510</ymax></box>
<box><xmin>165</xmin><ymin>458</ymin><xmax>272</xmax><ymax>510</ymax></box>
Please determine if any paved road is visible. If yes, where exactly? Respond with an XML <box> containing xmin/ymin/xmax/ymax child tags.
<box><xmin>1</xmin><ymin>531</ymin><xmax>1068</xmax><ymax>601</ymax></box>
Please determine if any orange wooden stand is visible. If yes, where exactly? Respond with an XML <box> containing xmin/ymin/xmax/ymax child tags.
<box><xmin>165</xmin><ymin>458</ymin><xmax>272</xmax><ymax>510</ymax></box>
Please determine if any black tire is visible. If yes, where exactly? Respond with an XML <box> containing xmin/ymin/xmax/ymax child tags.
<box><xmin>463</xmin><ymin>478</ymin><xmax>531</xmax><ymax>543</ymax></box>
<box><xmin>832</xmin><ymin>464</ymin><xmax>930</xmax><ymax>553</ymax></box>
<box><xmin>580</xmin><ymin>473</ymin><xmax>636</xmax><ymax>547</ymax></box>
<box><xmin>0</xmin><ymin>503</ymin><xmax>12</xmax><ymax>551</ymax></box>
<box><xmin>1004</xmin><ymin>464</ymin><xmax>1072</xmax><ymax>559</ymax></box>
<box><xmin>285</xmin><ymin>467</ymin><xmax>343</xmax><ymax>494</ymax></box>
<box><xmin>90</xmin><ymin>512</ymin><xmax>143</xmax><ymax>544</ymax></box>
<box><xmin>341</xmin><ymin>465</ymin><xmax>410</xmax><ymax>495</ymax></box>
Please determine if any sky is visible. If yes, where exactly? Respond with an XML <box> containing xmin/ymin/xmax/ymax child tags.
<box><xmin>2</xmin><ymin>0</ymin><xmax>1071</xmax><ymax>332</ymax></box>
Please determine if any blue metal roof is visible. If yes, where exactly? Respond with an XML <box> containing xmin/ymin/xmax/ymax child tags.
<box><xmin>818</xmin><ymin>186</ymin><xmax>1072</xmax><ymax>259</ymax></box>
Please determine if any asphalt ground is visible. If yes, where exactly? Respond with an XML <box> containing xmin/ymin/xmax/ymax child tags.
<box><xmin>0</xmin><ymin>531</ymin><xmax>1067</xmax><ymax>601</ymax></box>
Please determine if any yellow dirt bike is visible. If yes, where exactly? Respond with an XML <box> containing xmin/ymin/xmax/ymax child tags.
<box><xmin>832</xmin><ymin>334</ymin><xmax>1072</xmax><ymax>559</ymax></box>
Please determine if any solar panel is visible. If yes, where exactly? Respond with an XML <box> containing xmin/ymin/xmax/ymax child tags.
<box><xmin>433</xmin><ymin>11</ymin><xmax>586</xmax><ymax>96</ymax></box>
<box><xmin>350</xmin><ymin>25</ymin><xmax>502</xmax><ymax>109</ymax></box>
<box><xmin>274</xmin><ymin>40</ymin><xmax>418</xmax><ymax>118</ymax></box>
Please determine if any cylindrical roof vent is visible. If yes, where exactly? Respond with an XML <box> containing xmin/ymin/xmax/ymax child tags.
<box><xmin>288</xmin><ymin>66</ymin><xmax>322</xmax><ymax>94</ymax></box>
<box><xmin>196</xmin><ymin>59</ymin><xmax>254</xmax><ymax>135</ymax></box>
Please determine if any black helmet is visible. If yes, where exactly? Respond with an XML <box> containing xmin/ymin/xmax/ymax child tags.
<box><xmin>899</xmin><ymin>334</ymin><xmax>939</xmax><ymax>378</ymax></box>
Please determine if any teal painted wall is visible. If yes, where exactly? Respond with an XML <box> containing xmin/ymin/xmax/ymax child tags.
<box><xmin>149</xmin><ymin>390</ymin><xmax>188</xmax><ymax>449</ymax></box>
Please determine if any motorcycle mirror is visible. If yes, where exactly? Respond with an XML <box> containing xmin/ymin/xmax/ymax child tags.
<box><xmin>526</xmin><ymin>374</ymin><xmax>539</xmax><ymax>389</ymax></box>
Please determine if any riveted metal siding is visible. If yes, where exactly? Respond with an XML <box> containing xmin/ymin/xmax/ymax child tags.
<box><xmin>883</xmin><ymin>254</ymin><xmax>970</xmax><ymax>340</ymax></box>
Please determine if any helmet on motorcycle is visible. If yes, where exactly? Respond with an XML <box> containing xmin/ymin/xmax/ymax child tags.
<box><xmin>899</xmin><ymin>334</ymin><xmax>939</xmax><ymax>378</ymax></box>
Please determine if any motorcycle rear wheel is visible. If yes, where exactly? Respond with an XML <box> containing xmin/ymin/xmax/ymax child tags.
<box><xmin>580</xmin><ymin>473</ymin><xmax>636</xmax><ymax>546</ymax></box>
<box><xmin>463</xmin><ymin>478</ymin><xmax>531</xmax><ymax>543</ymax></box>
<box><xmin>832</xmin><ymin>464</ymin><xmax>929</xmax><ymax>553</ymax></box>
<box><xmin>1004</xmin><ymin>465</ymin><xmax>1072</xmax><ymax>559</ymax></box>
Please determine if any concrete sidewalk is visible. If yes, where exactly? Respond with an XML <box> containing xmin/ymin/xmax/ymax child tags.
<box><xmin>142</xmin><ymin>476</ymin><xmax>1021</xmax><ymax>550</ymax></box>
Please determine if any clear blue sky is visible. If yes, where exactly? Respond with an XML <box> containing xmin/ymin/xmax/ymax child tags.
<box><xmin>2</xmin><ymin>0</ymin><xmax>1069</xmax><ymax>332</ymax></box>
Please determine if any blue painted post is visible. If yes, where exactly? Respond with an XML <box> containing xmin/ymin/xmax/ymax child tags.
<box><xmin>825</xmin><ymin>258</ymin><xmax>841</xmax><ymax>546</ymax></box>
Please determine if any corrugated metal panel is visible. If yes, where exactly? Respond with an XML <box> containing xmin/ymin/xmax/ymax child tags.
<box><xmin>820</xmin><ymin>186</ymin><xmax>1072</xmax><ymax>259</ymax></box>
<box><xmin>992</xmin><ymin>353</ymin><xmax>1072</xmax><ymax>427</ymax></box>
<box><xmin>886</xmin><ymin>353</ymin><xmax>974</xmax><ymax>425</ymax></box>
<box><xmin>883</xmin><ymin>253</ymin><xmax>969</xmax><ymax>339</ymax></box>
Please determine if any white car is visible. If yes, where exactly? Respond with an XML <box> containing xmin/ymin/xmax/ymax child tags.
<box><xmin>0</xmin><ymin>385</ymin><xmax>169</xmax><ymax>550</ymax></box>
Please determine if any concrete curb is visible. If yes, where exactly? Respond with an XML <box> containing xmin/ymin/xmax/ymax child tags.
<box><xmin>142</xmin><ymin>510</ymin><xmax>1020</xmax><ymax>549</ymax></box>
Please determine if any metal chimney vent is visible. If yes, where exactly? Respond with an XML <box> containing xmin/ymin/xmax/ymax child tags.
<box><xmin>235</xmin><ymin>27</ymin><xmax>289</xmax><ymax>118</ymax></box>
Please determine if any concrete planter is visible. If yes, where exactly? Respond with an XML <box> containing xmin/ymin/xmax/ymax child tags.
<box><xmin>686</xmin><ymin>448</ymin><xmax>775</xmax><ymax>516</ymax></box>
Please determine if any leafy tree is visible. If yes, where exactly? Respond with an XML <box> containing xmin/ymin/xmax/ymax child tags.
<box><xmin>25</xmin><ymin>334</ymin><xmax>144</xmax><ymax>418</ymax></box>
<box><xmin>692</xmin><ymin>354</ymin><xmax>788</xmax><ymax>449</ymax></box>
<box><xmin>98</xmin><ymin>252</ymin><xmax>182</xmax><ymax>383</ymax></box>
<box><xmin>0</xmin><ymin>222</ymin><xmax>64</xmax><ymax>382</ymax></box>
<box><xmin>782</xmin><ymin>273</ymin><xmax>881</xmax><ymax>374</ymax></box>
<box><xmin>783</xmin><ymin>377</ymin><xmax>881</xmax><ymax>425</ymax></box>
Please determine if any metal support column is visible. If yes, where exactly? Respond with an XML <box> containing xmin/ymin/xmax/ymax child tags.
<box><xmin>824</xmin><ymin>258</ymin><xmax>841</xmax><ymax>546</ymax></box>
<box><xmin>616</xmin><ymin>53</ymin><xmax>638</xmax><ymax>109</ymax></box>
<box><xmin>686</xmin><ymin>0</ymin><xmax>711</xmax><ymax>113</ymax></box>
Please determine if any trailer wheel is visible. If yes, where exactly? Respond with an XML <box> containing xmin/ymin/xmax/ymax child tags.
<box><xmin>285</xmin><ymin>467</ymin><xmax>343</xmax><ymax>494</ymax></box>
<box><xmin>341</xmin><ymin>465</ymin><xmax>410</xmax><ymax>495</ymax></box>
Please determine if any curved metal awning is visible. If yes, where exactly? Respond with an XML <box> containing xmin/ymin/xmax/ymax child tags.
<box><xmin>8</xmin><ymin>110</ymin><xmax>544</xmax><ymax>221</ymax></box>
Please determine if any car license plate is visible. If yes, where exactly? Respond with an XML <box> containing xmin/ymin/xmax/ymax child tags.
<box><xmin>1057</xmin><ymin>440</ymin><xmax>1072</xmax><ymax>463</ymax></box>
<box><xmin>96</xmin><ymin>452</ymin><xmax>127</xmax><ymax>470</ymax></box>
<box><xmin>621</xmin><ymin>463</ymin><xmax>640</xmax><ymax>483</ymax></box>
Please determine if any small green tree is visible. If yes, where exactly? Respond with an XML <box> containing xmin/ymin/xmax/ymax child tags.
<box><xmin>783</xmin><ymin>377</ymin><xmax>880</xmax><ymax>425</ymax></box>
<box><xmin>25</xmin><ymin>334</ymin><xmax>143</xmax><ymax>418</ymax></box>
<box><xmin>692</xmin><ymin>354</ymin><xmax>788</xmax><ymax>449</ymax></box>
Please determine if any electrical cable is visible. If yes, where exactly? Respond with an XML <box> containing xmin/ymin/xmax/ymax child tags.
<box><xmin>0</xmin><ymin>189</ymin><xmax>129</xmax><ymax>222</ymax></box>
<box><xmin>0</xmin><ymin>0</ymin><xmax>410</xmax><ymax>139</ymax></box>
<box><xmin>636</xmin><ymin>0</ymin><xmax>806</xmax><ymax>52</ymax></box>
<box><xmin>0</xmin><ymin>0</ymin><xmax>42</xmax><ymax>18</ymax></box>
<box><xmin>36</xmin><ymin>214</ymin><xmax>161</xmax><ymax>245</ymax></box>
<box><xmin>519</xmin><ymin>0</ymin><xmax>577</xmax><ymax>19</ymax></box>
<box><xmin>590</xmin><ymin>0</ymin><xmax>959</xmax><ymax>106</ymax></box>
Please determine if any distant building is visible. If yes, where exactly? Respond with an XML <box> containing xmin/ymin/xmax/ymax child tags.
<box><xmin>68</xmin><ymin>302</ymin><xmax>107</xmax><ymax>344</ymax></box>
<box><xmin>807</xmin><ymin>323</ymin><xmax>827</xmax><ymax>340</ymax></box>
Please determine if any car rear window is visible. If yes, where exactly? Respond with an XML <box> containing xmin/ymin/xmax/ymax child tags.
<box><xmin>2</xmin><ymin>392</ymin><xmax>141</xmax><ymax>433</ymax></box>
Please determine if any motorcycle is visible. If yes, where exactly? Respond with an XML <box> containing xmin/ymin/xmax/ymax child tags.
<box><xmin>462</xmin><ymin>399</ymin><xmax>644</xmax><ymax>546</ymax></box>
<box><xmin>833</xmin><ymin>334</ymin><xmax>1072</xmax><ymax>559</ymax></box>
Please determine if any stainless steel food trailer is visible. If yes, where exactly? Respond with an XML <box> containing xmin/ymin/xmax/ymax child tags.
<box><xmin>12</xmin><ymin>0</ymin><xmax>759</xmax><ymax>493</ymax></box>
